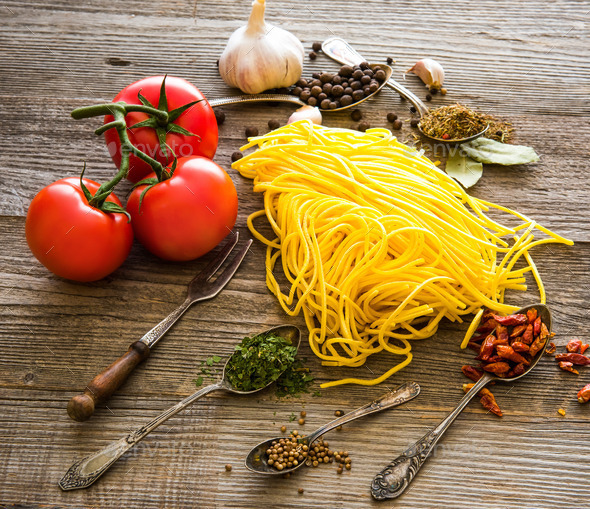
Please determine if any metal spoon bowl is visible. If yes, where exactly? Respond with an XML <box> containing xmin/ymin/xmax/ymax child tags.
<box><xmin>372</xmin><ymin>304</ymin><xmax>551</xmax><ymax>501</ymax></box>
<box><xmin>321</xmin><ymin>37</ymin><xmax>489</xmax><ymax>145</ymax></box>
<box><xmin>59</xmin><ymin>325</ymin><xmax>301</xmax><ymax>491</ymax></box>
<box><xmin>245</xmin><ymin>381</ymin><xmax>421</xmax><ymax>475</ymax></box>
<box><xmin>208</xmin><ymin>63</ymin><xmax>392</xmax><ymax>114</ymax></box>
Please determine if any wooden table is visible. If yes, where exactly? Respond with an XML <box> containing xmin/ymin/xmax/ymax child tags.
<box><xmin>1</xmin><ymin>1</ymin><xmax>589</xmax><ymax>507</ymax></box>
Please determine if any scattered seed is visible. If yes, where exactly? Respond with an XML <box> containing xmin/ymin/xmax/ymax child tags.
<box><xmin>410</xmin><ymin>106</ymin><xmax>417</xmax><ymax>114</ymax></box>
<box><xmin>225</xmin><ymin>464</ymin><xmax>232</xmax><ymax>472</ymax></box>
<box><xmin>298</xmin><ymin>487</ymin><xmax>304</xmax><ymax>494</ymax></box>
<box><xmin>309</xmin><ymin>51</ymin><xmax>317</xmax><ymax>60</ymax></box>
<box><xmin>281</xmin><ymin>425</ymin><xmax>287</xmax><ymax>433</ymax></box>
<box><xmin>386</xmin><ymin>56</ymin><xmax>394</xmax><ymax>65</ymax></box>
<box><xmin>312</xmin><ymin>41</ymin><xmax>321</xmax><ymax>52</ymax></box>
<box><xmin>334</xmin><ymin>410</ymin><xmax>343</xmax><ymax>417</ymax></box>
<box><xmin>392</xmin><ymin>119</ymin><xmax>403</xmax><ymax>130</ymax></box>
<box><xmin>558</xmin><ymin>408</ymin><xmax>566</xmax><ymax>416</ymax></box>
<box><xmin>410</xmin><ymin>118</ymin><xmax>420</xmax><ymax>128</ymax></box>
<box><xmin>358</xmin><ymin>121</ymin><xmax>370</xmax><ymax>132</ymax></box>
<box><xmin>268</xmin><ymin>119</ymin><xmax>280</xmax><ymax>130</ymax></box>
<box><xmin>245</xmin><ymin>126</ymin><xmax>259</xmax><ymax>137</ymax></box>
<box><xmin>425</xmin><ymin>93</ymin><xmax>432</xmax><ymax>102</ymax></box>
<box><xmin>214</xmin><ymin>110</ymin><xmax>225</xmax><ymax>125</ymax></box>
<box><xmin>386</xmin><ymin>112</ymin><xmax>398</xmax><ymax>123</ymax></box>
<box><xmin>440</xmin><ymin>88</ymin><xmax>448</xmax><ymax>95</ymax></box>
<box><xmin>300</xmin><ymin>410</ymin><xmax>306</xmax><ymax>418</ymax></box>
<box><xmin>298</xmin><ymin>418</ymin><xmax>305</xmax><ymax>425</ymax></box>
<box><xmin>231</xmin><ymin>151</ymin><xmax>243</xmax><ymax>162</ymax></box>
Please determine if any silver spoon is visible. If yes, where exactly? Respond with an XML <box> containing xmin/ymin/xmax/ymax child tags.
<box><xmin>59</xmin><ymin>325</ymin><xmax>301</xmax><ymax>491</ymax></box>
<box><xmin>321</xmin><ymin>37</ymin><xmax>489</xmax><ymax>144</ymax></box>
<box><xmin>245</xmin><ymin>381</ymin><xmax>421</xmax><ymax>475</ymax></box>
<box><xmin>209</xmin><ymin>63</ymin><xmax>393</xmax><ymax>113</ymax></box>
<box><xmin>371</xmin><ymin>304</ymin><xmax>551</xmax><ymax>500</ymax></box>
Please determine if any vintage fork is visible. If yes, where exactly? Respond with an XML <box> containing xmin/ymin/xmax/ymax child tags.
<box><xmin>67</xmin><ymin>231</ymin><xmax>252</xmax><ymax>422</ymax></box>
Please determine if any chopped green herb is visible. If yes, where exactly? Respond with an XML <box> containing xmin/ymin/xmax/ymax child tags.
<box><xmin>275</xmin><ymin>359</ymin><xmax>314</xmax><ymax>398</ymax></box>
<box><xmin>312</xmin><ymin>390</ymin><xmax>322</xmax><ymax>398</ymax></box>
<box><xmin>206</xmin><ymin>357</ymin><xmax>214</xmax><ymax>367</ymax></box>
<box><xmin>288</xmin><ymin>412</ymin><xmax>297</xmax><ymax>422</ymax></box>
<box><xmin>212</xmin><ymin>355</ymin><xmax>222</xmax><ymax>363</ymax></box>
<box><xmin>225</xmin><ymin>332</ymin><xmax>297</xmax><ymax>392</ymax></box>
<box><xmin>194</xmin><ymin>376</ymin><xmax>204</xmax><ymax>387</ymax></box>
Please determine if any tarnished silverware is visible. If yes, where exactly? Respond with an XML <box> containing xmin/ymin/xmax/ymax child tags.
<box><xmin>59</xmin><ymin>325</ymin><xmax>301</xmax><ymax>491</ymax></box>
<box><xmin>321</xmin><ymin>37</ymin><xmax>489</xmax><ymax>144</ymax></box>
<box><xmin>245</xmin><ymin>382</ymin><xmax>421</xmax><ymax>475</ymax></box>
<box><xmin>67</xmin><ymin>231</ymin><xmax>252</xmax><ymax>422</ymax></box>
<box><xmin>371</xmin><ymin>304</ymin><xmax>551</xmax><ymax>500</ymax></box>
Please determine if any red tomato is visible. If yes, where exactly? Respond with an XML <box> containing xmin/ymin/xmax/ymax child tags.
<box><xmin>127</xmin><ymin>156</ymin><xmax>237</xmax><ymax>261</ymax></box>
<box><xmin>104</xmin><ymin>76</ymin><xmax>218</xmax><ymax>183</ymax></box>
<box><xmin>26</xmin><ymin>178</ymin><xmax>133</xmax><ymax>282</ymax></box>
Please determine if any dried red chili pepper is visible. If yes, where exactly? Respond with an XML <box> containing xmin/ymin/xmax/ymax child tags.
<box><xmin>533</xmin><ymin>316</ymin><xmax>542</xmax><ymax>336</ymax></box>
<box><xmin>462</xmin><ymin>384</ymin><xmax>502</xmax><ymax>416</ymax></box>
<box><xmin>483</xmin><ymin>361</ymin><xmax>511</xmax><ymax>374</ymax></box>
<box><xmin>509</xmin><ymin>324</ymin><xmax>527</xmax><ymax>339</ymax></box>
<box><xmin>493</xmin><ymin>314</ymin><xmax>527</xmax><ymax>326</ymax></box>
<box><xmin>558</xmin><ymin>361</ymin><xmax>579</xmax><ymax>375</ymax></box>
<box><xmin>495</xmin><ymin>324</ymin><xmax>509</xmax><ymax>343</ymax></box>
<box><xmin>467</xmin><ymin>341</ymin><xmax>481</xmax><ymax>352</ymax></box>
<box><xmin>522</xmin><ymin>324</ymin><xmax>534</xmax><ymax>345</ymax></box>
<box><xmin>512</xmin><ymin>341</ymin><xmax>530</xmax><ymax>353</ymax></box>
<box><xmin>476</xmin><ymin>318</ymin><xmax>497</xmax><ymax>334</ymax></box>
<box><xmin>578</xmin><ymin>383</ymin><xmax>590</xmax><ymax>403</ymax></box>
<box><xmin>545</xmin><ymin>342</ymin><xmax>556</xmax><ymax>355</ymax></box>
<box><xmin>506</xmin><ymin>362</ymin><xmax>526</xmax><ymax>378</ymax></box>
<box><xmin>566</xmin><ymin>339</ymin><xmax>582</xmax><ymax>353</ymax></box>
<box><xmin>555</xmin><ymin>353</ymin><xmax>590</xmax><ymax>365</ymax></box>
<box><xmin>496</xmin><ymin>344</ymin><xmax>530</xmax><ymax>365</ymax></box>
<box><xmin>526</xmin><ymin>308</ymin><xmax>538</xmax><ymax>323</ymax></box>
<box><xmin>529</xmin><ymin>335</ymin><xmax>547</xmax><ymax>357</ymax></box>
<box><xmin>581</xmin><ymin>344</ymin><xmax>590</xmax><ymax>355</ymax></box>
<box><xmin>470</xmin><ymin>333</ymin><xmax>488</xmax><ymax>343</ymax></box>
<box><xmin>462</xmin><ymin>365</ymin><xmax>483</xmax><ymax>382</ymax></box>
<box><xmin>478</xmin><ymin>335</ymin><xmax>496</xmax><ymax>361</ymax></box>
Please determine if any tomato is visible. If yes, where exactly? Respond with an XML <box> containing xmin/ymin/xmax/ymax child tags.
<box><xmin>127</xmin><ymin>156</ymin><xmax>237</xmax><ymax>261</ymax></box>
<box><xmin>104</xmin><ymin>76</ymin><xmax>218</xmax><ymax>183</ymax></box>
<box><xmin>25</xmin><ymin>178</ymin><xmax>133</xmax><ymax>282</ymax></box>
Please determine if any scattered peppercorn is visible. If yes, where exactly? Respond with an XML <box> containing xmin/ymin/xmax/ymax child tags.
<box><xmin>231</xmin><ymin>151</ymin><xmax>243</xmax><ymax>163</ymax></box>
<box><xmin>440</xmin><ymin>88</ymin><xmax>448</xmax><ymax>95</ymax></box>
<box><xmin>214</xmin><ymin>110</ymin><xmax>225</xmax><ymax>125</ymax></box>
<box><xmin>334</xmin><ymin>410</ymin><xmax>342</xmax><ymax>417</ymax></box>
<box><xmin>309</xmin><ymin>51</ymin><xmax>317</xmax><ymax>60</ymax></box>
<box><xmin>300</xmin><ymin>410</ymin><xmax>306</xmax><ymax>418</ymax></box>
<box><xmin>312</xmin><ymin>41</ymin><xmax>322</xmax><ymax>52</ymax></box>
<box><xmin>429</xmin><ymin>87</ymin><xmax>438</xmax><ymax>95</ymax></box>
<box><xmin>268</xmin><ymin>119</ymin><xmax>280</xmax><ymax>130</ymax></box>
<box><xmin>350</xmin><ymin>109</ymin><xmax>362</xmax><ymax>122</ymax></box>
<box><xmin>425</xmin><ymin>93</ymin><xmax>432</xmax><ymax>102</ymax></box>
<box><xmin>392</xmin><ymin>119</ymin><xmax>403</xmax><ymax>130</ymax></box>
<box><xmin>298</xmin><ymin>418</ymin><xmax>305</xmax><ymax>425</ymax></box>
<box><xmin>410</xmin><ymin>118</ymin><xmax>420</xmax><ymax>128</ymax></box>
<box><xmin>245</xmin><ymin>126</ymin><xmax>259</xmax><ymax>137</ymax></box>
<box><xmin>410</xmin><ymin>106</ymin><xmax>417</xmax><ymax>114</ymax></box>
<box><xmin>225</xmin><ymin>464</ymin><xmax>232</xmax><ymax>472</ymax></box>
<box><xmin>358</xmin><ymin>121</ymin><xmax>370</xmax><ymax>132</ymax></box>
<box><xmin>281</xmin><ymin>425</ymin><xmax>287</xmax><ymax>433</ymax></box>
<box><xmin>386</xmin><ymin>56</ymin><xmax>394</xmax><ymax>65</ymax></box>
<box><xmin>298</xmin><ymin>487</ymin><xmax>304</xmax><ymax>494</ymax></box>
<box><xmin>386</xmin><ymin>112</ymin><xmax>397</xmax><ymax>123</ymax></box>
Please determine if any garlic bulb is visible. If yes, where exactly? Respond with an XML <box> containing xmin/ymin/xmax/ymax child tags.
<box><xmin>406</xmin><ymin>58</ymin><xmax>445</xmax><ymax>90</ymax></box>
<box><xmin>219</xmin><ymin>0</ymin><xmax>304</xmax><ymax>94</ymax></box>
<box><xmin>288</xmin><ymin>106</ymin><xmax>322</xmax><ymax>125</ymax></box>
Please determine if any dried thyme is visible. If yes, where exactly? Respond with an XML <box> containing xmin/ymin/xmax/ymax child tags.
<box><xmin>419</xmin><ymin>103</ymin><xmax>512</xmax><ymax>141</ymax></box>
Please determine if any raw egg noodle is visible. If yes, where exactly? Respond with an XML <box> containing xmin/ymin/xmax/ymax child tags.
<box><xmin>233</xmin><ymin>121</ymin><xmax>572</xmax><ymax>388</ymax></box>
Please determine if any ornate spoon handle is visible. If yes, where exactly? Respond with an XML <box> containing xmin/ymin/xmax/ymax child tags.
<box><xmin>371</xmin><ymin>374</ymin><xmax>492</xmax><ymax>500</ymax></box>
<box><xmin>59</xmin><ymin>383</ymin><xmax>223</xmax><ymax>491</ymax></box>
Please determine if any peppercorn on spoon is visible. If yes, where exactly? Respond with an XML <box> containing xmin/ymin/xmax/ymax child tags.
<box><xmin>321</xmin><ymin>37</ymin><xmax>489</xmax><ymax>144</ymax></box>
<box><xmin>371</xmin><ymin>304</ymin><xmax>551</xmax><ymax>501</ymax></box>
<box><xmin>245</xmin><ymin>381</ymin><xmax>421</xmax><ymax>475</ymax></box>
<box><xmin>59</xmin><ymin>325</ymin><xmax>301</xmax><ymax>491</ymax></box>
<box><xmin>209</xmin><ymin>63</ymin><xmax>392</xmax><ymax>113</ymax></box>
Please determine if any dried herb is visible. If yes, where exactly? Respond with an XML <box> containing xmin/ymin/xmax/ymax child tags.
<box><xmin>225</xmin><ymin>332</ymin><xmax>297</xmax><ymax>392</ymax></box>
<box><xmin>419</xmin><ymin>103</ymin><xmax>512</xmax><ymax>141</ymax></box>
<box><xmin>462</xmin><ymin>138</ymin><xmax>539</xmax><ymax>165</ymax></box>
<box><xmin>194</xmin><ymin>376</ymin><xmax>204</xmax><ymax>387</ymax></box>
<box><xmin>445</xmin><ymin>151</ymin><xmax>483</xmax><ymax>188</ymax></box>
<box><xmin>275</xmin><ymin>359</ymin><xmax>314</xmax><ymax>398</ymax></box>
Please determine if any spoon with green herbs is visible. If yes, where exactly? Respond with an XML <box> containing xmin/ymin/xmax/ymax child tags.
<box><xmin>59</xmin><ymin>325</ymin><xmax>301</xmax><ymax>491</ymax></box>
<box><xmin>245</xmin><ymin>381</ymin><xmax>421</xmax><ymax>475</ymax></box>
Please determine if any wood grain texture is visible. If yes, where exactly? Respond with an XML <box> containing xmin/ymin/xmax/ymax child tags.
<box><xmin>1</xmin><ymin>0</ymin><xmax>589</xmax><ymax>507</ymax></box>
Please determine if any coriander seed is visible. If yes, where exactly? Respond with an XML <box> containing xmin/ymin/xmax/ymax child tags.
<box><xmin>225</xmin><ymin>464</ymin><xmax>232</xmax><ymax>472</ymax></box>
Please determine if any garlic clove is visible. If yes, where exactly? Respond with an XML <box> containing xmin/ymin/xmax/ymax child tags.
<box><xmin>288</xmin><ymin>106</ymin><xmax>323</xmax><ymax>125</ymax></box>
<box><xmin>406</xmin><ymin>58</ymin><xmax>445</xmax><ymax>90</ymax></box>
<box><xmin>218</xmin><ymin>0</ymin><xmax>304</xmax><ymax>95</ymax></box>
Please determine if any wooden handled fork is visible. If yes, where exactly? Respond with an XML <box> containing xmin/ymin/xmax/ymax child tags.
<box><xmin>67</xmin><ymin>231</ymin><xmax>252</xmax><ymax>422</ymax></box>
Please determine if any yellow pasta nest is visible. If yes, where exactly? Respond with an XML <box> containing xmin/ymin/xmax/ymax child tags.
<box><xmin>233</xmin><ymin>121</ymin><xmax>572</xmax><ymax>388</ymax></box>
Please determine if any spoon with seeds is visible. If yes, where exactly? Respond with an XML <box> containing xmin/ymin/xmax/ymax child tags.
<box><xmin>209</xmin><ymin>63</ymin><xmax>393</xmax><ymax>113</ymax></box>
<box><xmin>59</xmin><ymin>325</ymin><xmax>301</xmax><ymax>491</ymax></box>
<box><xmin>321</xmin><ymin>37</ymin><xmax>489</xmax><ymax>144</ymax></box>
<box><xmin>245</xmin><ymin>381</ymin><xmax>420</xmax><ymax>475</ymax></box>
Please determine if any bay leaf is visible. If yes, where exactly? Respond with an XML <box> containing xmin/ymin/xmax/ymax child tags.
<box><xmin>445</xmin><ymin>152</ymin><xmax>483</xmax><ymax>188</ymax></box>
<box><xmin>462</xmin><ymin>137</ymin><xmax>540</xmax><ymax>165</ymax></box>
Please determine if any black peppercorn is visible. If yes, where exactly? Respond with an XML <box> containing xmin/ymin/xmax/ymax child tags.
<box><xmin>374</xmin><ymin>69</ymin><xmax>386</xmax><ymax>81</ymax></box>
<box><xmin>292</xmin><ymin>86</ymin><xmax>303</xmax><ymax>96</ymax></box>
<box><xmin>410</xmin><ymin>106</ymin><xmax>417</xmax><ymax>114</ymax></box>
<box><xmin>320</xmin><ymin>72</ymin><xmax>333</xmax><ymax>83</ymax></box>
<box><xmin>352</xmin><ymin>69</ymin><xmax>364</xmax><ymax>80</ymax></box>
<box><xmin>299</xmin><ymin>89</ymin><xmax>311</xmax><ymax>102</ymax></box>
<box><xmin>392</xmin><ymin>119</ymin><xmax>402</xmax><ymax>130</ymax></box>
<box><xmin>358</xmin><ymin>121</ymin><xmax>370</xmax><ymax>132</ymax></box>
<box><xmin>311</xmin><ymin>86</ymin><xmax>322</xmax><ymax>97</ymax></box>
<box><xmin>339</xmin><ymin>65</ymin><xmax>353</xmax><ymax>77</ymax></box>
<box><xmin>425</xmin><ymin>93</ymin><xmax>432</xmax><ymax>102</ymax></box>
<box><xmin>309</xmin><ymin>51</ymin><xmax>317</xmax><ymax>60</ymax></box>
<box><xmin>296</xmin><ymin>79</ymin><xmax>307</xmax><ymax>88</ymax></box>
<box><xmin>231</xmin><ymin>151</ymin><xmax>243</xmax><ymax>162</ymax></box>
<box><xmin>331</xmin><ymin>84</ymin><xmax>344</xmax><ymax>97</ymax></box>
<box><xmin>351</xmin><ymin>109</ymin><xmax>362</xmax><ymax>121</ymax></box>
<box><xmin>410</xmin><ymin>118</ymin><xmax>419</xmax><ymax>128</ymax></box>
<box><xmin>343</xmin><ymin>87</ymin><xmax>353</xmax><ymax>96</ymax></box>
<box><xmin>307</xmin><ymin>96</ymin><xmax>317</xmax><ymax>107</ymax></box>
<box><xmin>361</xmin><ymin>75</ymin><xmax>371</xmax><ymax>85</ymax></box>
<box><xmin>245</xmin><ymin>126</ymin><xmax>258</xmax><ymax>137</ymax></box>
<box><xmin>320</xmin><ymin>99</ymin><xmax>331</xmax><ymax>110</ymax></box>
<box><xmin>268</xmin><ymin>119</ymin><xmax>280</xmax><ymax>130</ymax></box>
<box><xmin>214</xmin><ymin>110</ymin><xmax>225</xmax><ymax>125</ymax></box>
<box><xmin>352</xmin><ymin>89</ymin><xmax>365</xmax><ymax>102</ymax></box>
<box><xmin>386</xmin><ymin>56</ymin><xmax>393</xmax><ymax>65</ymax></box>
<box><xmin>340</xmin><ymin>95</ymin><xmax>353</xmax><ymax>107</ymax></box>
<box><xmin>359</xmin><ymin>61</ymin><xmax>369</xmax><ymax>70</ymax></box>
<box><xmin>386</xmin><ymin>112</ymin><xmax>397</xmax><ymax>123</ymax></box>
<box><xmin>332</xmin><ymin>75</ymin><xmax>342</xmax><ymax>85</ymax></box>
<box><xmin>312</xmin><ymin>41</ymin><xmax>322</xmax><ymax>52</ymax></box>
